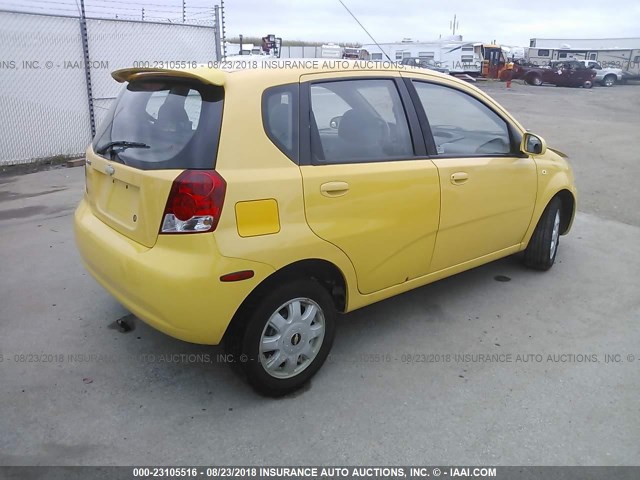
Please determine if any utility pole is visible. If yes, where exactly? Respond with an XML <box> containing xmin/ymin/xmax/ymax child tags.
<box><xmin>220</xmin><ymin>0</ymin><xmax>227</xmax><ymax>59</ymax></box>
<box><xmin>78</xmin><ymin>0</ymin><xmax>96</xmax><ymax>137</ymax></box>
<box><xmin>450</xmin><ymin>14</ymin><xmax>459</xmax><ymax>35</ymax></box>
<box><xmin>213</xmin><ymin>5</ymin><xmax>222</xmax><ymax>61</ymax></box>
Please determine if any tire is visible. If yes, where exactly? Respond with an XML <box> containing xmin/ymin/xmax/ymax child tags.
<box><xmin>602</xmin><ymin>75</ymin><xmax>616</xmax><ymax>87</ymax></box>
<box><xmin>239</xmin><ymin>279</ymin><xmax>336</xmax><ymax>397</ymax></box>
<box><xmin>524</xmin><ymin>197</ymin><xmax>562</xmax><ymax>271</ymax></box>
<box><xmin>582</xmin><ymin>80</ymin><xmax>593</xmax><ymax>89</ymax></box>
<box><xmin>526</xmin><ymin>75</ymin><xmax>542</xmax><ymax>86</ymax></box>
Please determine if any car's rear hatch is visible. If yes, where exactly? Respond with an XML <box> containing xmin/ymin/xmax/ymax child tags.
<box><xmin>85</xmin><ymin>68</ymin><xmax>225</xmax><ymax>248</ymax></box>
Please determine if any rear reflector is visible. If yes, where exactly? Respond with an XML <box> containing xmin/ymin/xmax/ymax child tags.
<box><xmin>220</xmin><ymin>270</ymin><xmax>255</xmax><ymax>282</ymax></box>
<box><xmin>161</xmin><ymin>170</ymin><xmax>226</xmax><ymax>234</ymax></box>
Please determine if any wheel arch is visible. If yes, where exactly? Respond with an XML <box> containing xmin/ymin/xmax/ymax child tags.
<box><xmin>524</xmin><ymin>186</ymin><xmax>576</xmax><ymax>247</ymax></box>
<box><xmin>222</xmin><ymin>258</ymin><xmax>348</xmax><ymax>343</ymax></box>
<box><xmin>555</xmin><ymin>189</ymin><xmax>576</xmax><ymax>234</ymax></box>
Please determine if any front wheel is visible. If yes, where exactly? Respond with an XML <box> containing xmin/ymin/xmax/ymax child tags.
<box><xmin>524</xmin><ymin>197</ymin><xmax>562</xmax><ymax>271</ymax></box>
<box><xmin>582</xmin><ymin>80</ymin><xmax>593</xmax><ymax>89</ymax></box>
<box><xmin>240</xmin><ymin>280</ymin><xmax>336</xmax><ymax>396</ymax></box>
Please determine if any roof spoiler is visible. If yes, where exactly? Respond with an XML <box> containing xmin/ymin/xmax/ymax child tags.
<box><xmin>112</xmin><ymin>67</ymin><xmax>225</xmax><ymax>86</ymax></box>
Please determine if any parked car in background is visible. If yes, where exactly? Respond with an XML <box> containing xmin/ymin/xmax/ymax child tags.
<box><xmin>513</xmin><ymin>60</ymin><xmax>596</xmax><ymax>88</ymax></box>
<box><xmin>401</xmin><ymin>57</ymin><xmax>450</xmax><ymax>74</ymax></box>
<box><xmin>553</xmin><ymin>60</ymin><xmax>622</xmax><ymax>87</ymax></box>
<box><xmin>75</xmin><ymin>61</ymin><xmax>576</xmax><ymax>396</ymax></box>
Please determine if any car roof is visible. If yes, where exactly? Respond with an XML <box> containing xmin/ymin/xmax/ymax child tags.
<box><xmin>112</xmin><ymin>59</ymin><xmax>449</xmax><ymax>87</ymax></box>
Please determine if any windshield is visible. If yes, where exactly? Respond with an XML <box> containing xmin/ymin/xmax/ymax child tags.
<box><xmin>93</xmin><ymin>79</ymin><xmax>223</xmax><ymax>170</ymax></box>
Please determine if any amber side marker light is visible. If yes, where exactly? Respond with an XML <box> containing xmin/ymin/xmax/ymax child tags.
<box><xmin>220</xmin><ymin>270</ymin><xmax>255</xmax><ymax>282</ymax></box>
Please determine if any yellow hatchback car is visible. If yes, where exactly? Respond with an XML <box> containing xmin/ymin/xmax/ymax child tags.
<box><xmin>74</xmin><ymin>62</ymin><xmax>576</xmax><ymax>396</ymax></box>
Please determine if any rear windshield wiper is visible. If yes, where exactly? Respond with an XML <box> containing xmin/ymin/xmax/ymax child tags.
<box><xmin>96</xmin><ymin>141</ymin><xmax>150</xmax><ymax>155</ymax></box>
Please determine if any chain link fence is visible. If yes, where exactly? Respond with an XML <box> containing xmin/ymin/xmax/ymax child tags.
<box><xmin>0</xmin><ymin>12</ymin><xmax>91</xmax><ymax>166</ymax></box>
<box><xmin>0</xmin><ymin>10</ymin><xmax>218</xmax><ymax>166</ymax></box>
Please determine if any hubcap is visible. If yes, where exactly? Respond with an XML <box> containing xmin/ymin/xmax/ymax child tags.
<box><xmin>259</xmin><ymin>298</ymin><xmax>325</xmax><ymax>379</ymax></box>
<box><xmin>550</xmin><ymin>210</ymin><xmax>560</xmax><ymax>259</ymax></box>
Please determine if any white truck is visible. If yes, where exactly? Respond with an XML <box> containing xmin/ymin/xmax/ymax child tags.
<box><xmin>568</xmin><ymin>59</ymin><xmax>623</xmax><ymax>86</ymax></box>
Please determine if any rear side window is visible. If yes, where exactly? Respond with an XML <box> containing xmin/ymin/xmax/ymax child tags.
<box><xmin>413</xmin><ymin>81</ymin><xmax>511</xmax><ymax>156</ymax></box>
<box><xmin>93</xmin><ymin>79</ymin><xmax>223</xmax><ymax>170</ymax></box>
<box><xmin>262</xmin><ymin>83</ymin><xmax>299</xmax><ymax>163</ymax></box>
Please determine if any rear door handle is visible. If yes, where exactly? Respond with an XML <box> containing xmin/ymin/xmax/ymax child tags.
<box><xmin>320</xmin><ymin>181</ymin><xmax>350</xmax><ymax>197</ymax></box>
<box><xmin>450</xmin><ymin>172</ymin><xmax>469</xmax><ymax>185</ymax></box>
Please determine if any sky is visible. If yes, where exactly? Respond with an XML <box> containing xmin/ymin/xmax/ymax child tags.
<box><xmin>3</xmin><ymin>0</ymin><xmax>640</xmax><ymax>47</ymax></box>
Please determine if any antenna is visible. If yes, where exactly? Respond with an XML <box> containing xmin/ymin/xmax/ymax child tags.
<box><xmin>337</xmin><ymin>0</ymin><xmax>392</xmax><ymax>62</ymax></box>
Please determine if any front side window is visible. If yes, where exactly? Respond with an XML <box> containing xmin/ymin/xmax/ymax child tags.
<box><xmin>412</xmin><ymin>81</ymin><xmax>511</xmax><ymax>156</ymax></box>
<box><xmin>310</xmin><ymin>79</ymin><xmax>414</xmax><ymax>163</ymax></box>
<box><xmin>93</xmin><ymin>79</ymin><xmax>223</xmax><ymax>170</ymax></box>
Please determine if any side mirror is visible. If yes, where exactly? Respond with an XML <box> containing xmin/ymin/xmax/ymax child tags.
<box><xmin>521</xmin><ymin>133</ymin><xmax>547</xmax><ymax>155</ymax></box>
<box><xmin>329</xmin><ymin>116</ymin><xmax>342</xmax><ymax>129</ymax></box>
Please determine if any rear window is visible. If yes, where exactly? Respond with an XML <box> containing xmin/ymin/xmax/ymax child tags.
<box><xmin>93</xmin><ymin>79</ymin><xmax>223</xmax><ymax>170</ymax></box>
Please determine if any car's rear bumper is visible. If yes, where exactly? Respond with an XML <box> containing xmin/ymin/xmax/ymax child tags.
<box><xmin>74</xmin><ymin>198</ymin><xmax>274</xmax><ymax>344</ymax></box>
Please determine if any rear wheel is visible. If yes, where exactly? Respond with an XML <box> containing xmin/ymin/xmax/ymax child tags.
<box><xmin>602</xmin><ymin>75</ymin><xmax>616</xmax><ymax>87</ymax></box>
<box><xmin>524</xmin><ymin>197</ymin><xmax>562</xmax><ymax>271</ymax></box>
<box><xmin>527</xmin><ymin>75</ymin><xmax>542</xmax><ymax>86</ymax></box>
<box><xmin>239</xmin><ymin>279</ymin><xmax>336</xmax><ymax>396</ymax></box>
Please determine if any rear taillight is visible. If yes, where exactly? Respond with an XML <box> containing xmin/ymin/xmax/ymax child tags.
<box><xmin>160</xmin><ymin>170</ymin><xmax>226</xmax><ymax>234</ymax></box>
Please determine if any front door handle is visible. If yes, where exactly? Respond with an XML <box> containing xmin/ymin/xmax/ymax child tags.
<box><xmin>450</xmin><ymin>172</ymin><xmax>469</xmax><ymax>185</ymax></box>
<box><xmin>320</xmin><ymin>181</ymin><xmax>350</xmax><ymax>197</ymax></box>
